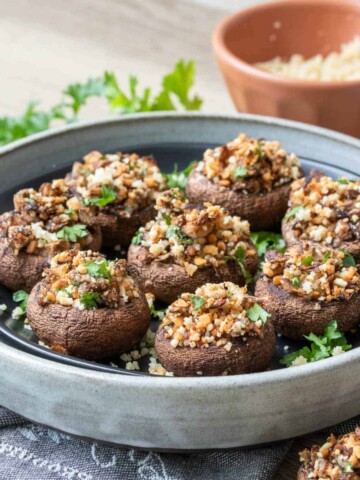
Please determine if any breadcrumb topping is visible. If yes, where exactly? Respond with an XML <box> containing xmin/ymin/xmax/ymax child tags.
<box><xmin>67</xmin><ymin>150</ymin><xmax>166</xmax><ymax>217</ymax></box>
<box><xmin>284</xmin><ymin>174</ymin><xmax>360</xmax><ymax>247</ymax></box>
<box><xmin>40</xmin><ymin>250</ymin><xmax>139</xmax><ymax>309</ymax></box>
<box><xmin>300</xmin><ymin>428</ymin><xmax>360</xmax><ymax>479</ymax></box>
<box><xmin>0</xmin><ymin>180</ymin><xmax>95</xmax><ymax>255</ymax></box>
<box><xmin>135</xmin><ymin>188</ymin><xmax>256</xmax><ymax>276</ymax></box>
<box><xmin>262</xmin><ymin>246</ymin><xmax>360</xmax><ymax>301</ymax></box>
<box><xmin>196</xmin><ymin>133</ymin><xmax>302</xmax><ymax>193</ymax></box>
<box><xmin>162</xmin><ymin>282</ymin><xmax>270</xmax><ymax>350</ymax></box>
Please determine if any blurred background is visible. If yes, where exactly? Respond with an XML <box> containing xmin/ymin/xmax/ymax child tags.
<box><xmin>0</xmin><ymin>0</ymin><xmax>267</xmax><ymax>118</ymax></box>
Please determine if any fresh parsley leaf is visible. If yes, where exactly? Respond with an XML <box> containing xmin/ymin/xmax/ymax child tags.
<box><xmin>132</xmin><ymin>230</ymin><xmax>142</xmax><ymax>245</ymax></box>
<box><xmin>246</xmin><ymin>303</ymin><xmax>271</xmax><ymax>323</ymax></box>
<box><xmin>291</xmin><ymin>276</ymin><xmax>300</xmax><ymax>288</ymax></box>
<box><xmin>64</xmin><ymin>77</ymin><xmax>105</xmax><ymax>116</ymax></box>
<box><xmin>86</xmin><ymin>185</ymin><xmax>117</xmax><ymax>207</ymax></box>
<box><xmin>301</xmin><ymin>255</ymin><xmax>314</xmax><ymax>266</ymax></box>
<box><xmin>163</xmin><ymin>161</ymin><xmax>195</xmax><ymax>192</ymax></box>
<box><xmin>84</xmin><ymin>261</ymin><xmax>112</xmax><ymax>280</ymax></box>
<box><xmin>150</xmin><ymin>303</ymin><xmax>166</xmax><ymax>321</ymax></box>
<box><xmin>344</xmin><ymin>463</ymin><xmax>354</xmax><ymax>473</ymax></box>
<box><xmin>283</xmin><ymin>205</ymin><xmax>304</xmax><ymax>221</ymax></box>
<box><xmin>340</xmin><ymin>249</ymin><xmax>356</xmax><ymax>267</ymax></box>
<box><xmin>322</xmin><ymin>251</ymin><xmax>331</xmax><ymax>263</ymax></box>
<box><xmin>250</xmin><ymin>231</ymin><xmax>286</xmax><ymax>259</ymax></box>
<box><xmin>80</xmin><ymin>292</ymin><xmax>101</xmax><ymax>309</ymax></box>
<box><xmin>56</xmin><ymin>224</ymin><xmax>87</xmax><ymax>243</ymax></box>
<box><xmin>234</xmin><ymin>166</ymin><xmax>247</xmax><ymax>178</ymax></box>
<box><xmin>190</xmin><ymin>295</ymin><xmax>205</xmax><ymax>311</ymax></box>
<box><xmin>281</xmin><ymin>320</ymin><xmax>352</xmax><ymax>367</ymax></box>
<box><xmin>226</xmin><ymin>246</ymin><xmax>253</xmax><ymax>285</ymax></box>
<box><xmin>253</xmin><ymin>144</ymin><xmax>265</xmax><ymax>160</ymax></box>
<box><xmin>337</xmin><ymin>177</ymin><xmax>349</xmax><ymax>185</ymax></box>
<box><xmin>166</xmin><ymin>225</ymin><xmax>193</xmax><ymax>244</ymax></box>
<box><xmin>13</xmin><ymin>290</ymin><xmax>29</xmax><ymax>313</ymax></box>
<box><xmin>162</xmin><ymin>213</ymin><xmax>172</xmax><ymax>225</ymax></box>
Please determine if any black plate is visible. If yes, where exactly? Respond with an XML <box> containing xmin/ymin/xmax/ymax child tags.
<box><xmin>0</xmin><ymin>143</ymin><xmax>359</xmax><ymax>376</ymax></box>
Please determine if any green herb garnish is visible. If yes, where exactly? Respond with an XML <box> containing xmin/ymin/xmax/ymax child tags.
<box><xmin>86</xmin><ymin>185</ymin><xmax>117</xmax><ymax>208</ymax></box>
<box><xmin>340</xmin><ymin>249</ymin><xmax>356</xmax><ymax>267</ymax></box>
<box><xmin>281</xmin><ymin>320</ymin><xmax>352</xmax><ymax>367</ymax></box>
<box><xmin>291</xmin><ymin>276</ymin><xmax>300</xmax><ymax>288</ymax></box>
<box><xmin>344</xmin><ymin>463</ymin><xmax>354</xmax><ymax>473</ymax></box>
<box><xmin>234</xmin><ymin>166</ymin><xmax>247</xmax><ymax>178</ymax></box>
<box><xmin>246</xmin><ymin>303</ymin><xmax>271</xmax><ymax>323</ymax></box>
<box><xmin>166</xmin><ymin>225</ymin><xmax>193</xmax><ymax>245</ymax></box>
<box><xmin>13</xmin><ymin>290</ymin><xmax>29</xmax><ymax>314</ymax></box>
<box><xmin>80</xmin><ymin>292</ymin><xmax>101</xmax><ymax>309</ymax></box>
<box><xmin>190</xmin><ymin>295</ymin><xmax>205</xmax><ymax>311</ymax></box>
<box><xmin>84</xmin><ymin>261</ymin><xmax>112</xmax><ymax>280</ymax></box>
<box><xmin>150</xmin><ymin>303</ymin><xmax>166</xmax><ymax>321</ymax></box>
<box><xmin>56</xmin><ymin>224</ymin><xmax>87</xmax><ymax>243</ymax></box>
<box><xmin>337</xmin><ymin>177</ymin><xmax>349</xmax><ymax>185</ymax></box>
<box><xmin>301</xmin><ymin>255</ymin><xmax>314</xmax><ymax>266</ymax></box>
<box><xmin>162</xmin><ymin>213</ymin><xmax>172</xmax><ymax>225</ymax></box>
<box><xmin>250</xmin><ymin>231</ymin><xmax>286</xmax><ymax>259</ymax></box>
<box><xmin>283</xmin><ymin>205</ymin><xmax>304</xmax><ymax>221</ymax></box>
<box><xmin>321</xmin><ymin>251</ymin><xmax>331</xmax><ymax>263</ymax></box>
<box><xmin>163</xmin><ymin>161</ymin><xmax>195</xmax><ymax>192</ymax></box>
<box><xmin>227</xmin><ymin>245</ymin><xmax>252</xmax><ymax>285</ymax></box>
<box><xmin>132</xmin><ymin>229</ymin><xmax>142</xmax><ymax>245</ymax></box>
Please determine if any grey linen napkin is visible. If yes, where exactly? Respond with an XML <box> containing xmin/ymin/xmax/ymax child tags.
<box><xmin>0</xmin><ymin>406</ymin><xmax>292</xmax><ymax>480</ymax></box>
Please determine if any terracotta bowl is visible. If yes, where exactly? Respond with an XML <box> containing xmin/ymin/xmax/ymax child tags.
<box><xmin>213</xmin><ymin>0</ymin><xmax>360</xmax><ymax>137</ymax></box>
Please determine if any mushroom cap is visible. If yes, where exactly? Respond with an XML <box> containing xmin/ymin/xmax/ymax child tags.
<box><xmin>0</xmin><ymin>225</ymin><xmax>102</xmax><ymax>293</ymax></box>
<box><xmin>27</xmin><ymin>280</ymin><xmax>151</xmax><ymax>360</ymax></box>
<box><xmin>185</xmin><ymin>169</ymin><xmax>292</xmax><ymax>231</ymax></box>
<box><xmin>155</xmin><ymin>320</ymin><xmax>275</xmax><ymax>376</ymax></box>
<box><xmin>255</xmin><ymin>275</ymin><xmax>360</xmax><ymax>339</ymax></box>
<box><xmin>127</xmin><ymin>244</ymin><xmax>258</xmax><ymax>304</ymax></box>
<box><xmin>79</xmin><ymin>205</ymin><xmax>155</xmax><ymax>248</ymax></box>
<box><xmin>282</xmin><ymin>219</ymin><xmax>360</xmax><ymax>263</ymax></box>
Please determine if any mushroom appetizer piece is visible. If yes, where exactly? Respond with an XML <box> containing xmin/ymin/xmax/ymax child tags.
<box><xmin>65</xmin><ymin>150</ymin><xmax>166</xmax><ymax>247</ymax></box>
<box><xmin>155</xmin><ymin>282</ymin><xmax>275</xmax><ymax>376</ymax></box>
<box><xmin>255</xmin><ymin>245</ymin><xmax>360</xmax><ymax>339</ymax></box>
<box><xmin>186</xmin><ymin>133</ymin><xmax>303</xmax><ymax>230</ymax></box>
<box><xmin>27</xmin><ymin>250</ymin><xmax>150</xmax><ymax>360</ymax></box>
<box><xmin>0</xmin><ymin>180</ymin><xmax>101</xmax><ymax>292</ymax></box>
<box><xmin>127</xmin><ymin>188</ymin><xmax>258</xmax><ymax>304</ymax></box>
<box><xmin>298</xmin><ymin>429</ymin><xmax>360</xmax><ymax>479</ymax></box>
<box><xmin>282</xmin><ymin>174</ymin><xmax>360</xmax><ymax>261</ymax></box>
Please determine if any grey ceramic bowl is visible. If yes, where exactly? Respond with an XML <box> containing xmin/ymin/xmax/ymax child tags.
<box><xmin>0</xmin><ymin>113</ymin><xmax>359</xmax><ymax>450</ymax></box>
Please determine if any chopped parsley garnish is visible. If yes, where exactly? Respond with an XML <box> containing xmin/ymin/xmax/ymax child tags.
<box><xmin>226</xmin><ymin>245</ymin><xmax>252</xmax><ymax>285</ymax></box>
<box><xmin>301</xmin><ymin>255</ymin><xmax>314</xmax><ymax>266</ymax></box>
<box><xmin>340</xmin><ymin>249</ymin><xmax>356</xmax><ymax>267</ymax></box>
<box><xmin>85</xmin><ymin>185</ymin><xmax>117</xmax><ymax>207</ymax></box>
<box><xmin>150</xmin><ymin>303</ymin><xmax>166</xmax><ymax>321</ymax></box>
<box><xmin>163</xmin><ymin>161</ymin><xmax>195</xmax><ymax>192</ymax></box>
<box><xmin>56</xmin><ymin>224</ymin><xmax>87</xmax><ymax>243</ymax></box>
<box><xmin>84</xmin><ymin>261</ymin><xmax>112</xmax><ymax>280</ymax></box>
<box><xmin>162</xmin><ymin>213</ymin><xmax>172</xmax><ymax>225</ymax></box>
<box><xmin>253</xmin><ymin>143</ymin><xmax>265</xmax><ymax>160</ymax></box>
<box><xmin>234</xmin><ymin>166</ymin><xmax>247</xmax><ymax>178</ymax></box>
<box><xmin>283</xmin><ymin>205</ymin><xmax>304</xmax><ymax>221</ymax></box>
<box><xmin>321</xmin><ymin>251</ymin><xmax>331</xmax><ymax>263</ymax></box>
<box><xmin>13</xmin><ymin>290</ymin><xmax>29</xmax><ymax>314</ymax></box>
<box><xmin>281</xmin><ymin>320</ymin><xmax>352</xmax><ymax>367</ymax></box>
<box><xmin>246</xmin><ymin>303</ymin><xmax>271</xmax><ymax>323</ymax></box>
<box><xmin>65</xmin><ymin>208</ymin><xmax>75</xmax><ymax>215</ymax></box>
<box><xmin>166</xmin><ymin>224</ymin><xmax>193</xmax><ymax>244</ymax></box>
<box><xmin>337</xmin><ymin>177</ymin><xmax>350</xmax><ymax>185</ymax></box>
<box><xmin>250</xmin><ymin>231</ymin><xmax>286</xmax><ymax>259</ymax></box>
<box><xmin>190</xmin><ymin>295</ymin><xmax>205</xmax><ymax>311</ymax></box>
<box><xmin>131</xmin><ymin>229</ymin><xmax>142</xmax><ymax>245</ymax></box>
<box><xmin>291</xmin><ymin>276</ymin><xmax>300</xmax><ymax>288</ymax></box>
<box><xmin>80</xmin><ymin>292</ymin><xmax>101</xmax><ymax>309</ymax></box>
<box><xmin>344</xmin><ymin>463</ymin><xmax>354</xmax><ymax>473</ymax></box>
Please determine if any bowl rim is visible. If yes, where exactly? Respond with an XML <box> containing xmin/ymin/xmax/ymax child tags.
<box><xmin>213</xmin><ymin>0</ymin><xmax>360</xmax><ymax>90</ymax></box>
<box><xmin>0</xmin><ymin>111</ymin><xmax>360</xmax><ymax>387</ymax></box>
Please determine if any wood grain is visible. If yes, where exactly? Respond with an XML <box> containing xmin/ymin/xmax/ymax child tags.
<box><xmin>0</xmin><ymin>1</ymin><xmax>332</xmax><ymax>478</ymax></box>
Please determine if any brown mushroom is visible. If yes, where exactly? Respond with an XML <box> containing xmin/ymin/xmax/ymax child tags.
<box><xmin>65</xmin><ymin>150</ymin><xmax>167</xmax><ymax>247</ymax></box>
<box><xmin>154</xmin><ymin>283</ymin><xmax>275</xmax><ymax>376</ymax></box>
<box><xmin>185</xmin><ymin>133</ymin><xmax>303</xmax><ymax>231</ymax></box>
<box><xmin>255</xmin><ymin>247</ymin><xmax>360</xmax><ymax>339</ymax></box>
<box><xmin>26</xmin><ymin>251</ymin><xmax>150</xmax><ymax>360</ymax></box>
<box><xmin>127</xmin><ymin>189</ymin><xmax>258</xmax><ymax>304</ymax></box>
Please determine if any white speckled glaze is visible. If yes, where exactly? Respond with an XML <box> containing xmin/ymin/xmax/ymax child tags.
<box><xmin>0</xmin><ymin>113</ymin><xmax>359</xmax><ymax>450</ymax></box>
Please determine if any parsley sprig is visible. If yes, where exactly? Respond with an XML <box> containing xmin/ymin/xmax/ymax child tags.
<box><xmin>246</xmin><ymin>303</ymin><xmax>271</xmax><ymax>323</ymax></box>
<box><xmin>84</xmin><ymin>261</ymin><xmax>112</xmax><ymax>280</ymax></box>
<box><xmin>56</xmin><ymin>224</ymin><xmax>87</xmax><ymax>243</ymax></box>
<box><xmin>80</xmin><ymin>292</ymin><xmax>101</xmax><ymax>310</ymax></box>
<box><xmin>226</xmin><ymin>245</ymin><xmax>252</xmax><ymax>285</ymax></box>
<box><xmin>166</xmin><ymin>225</ymin><xmax>193</xmax><ymax>245</ymax></box>
<box><xmin>190</xmin><ymin>295</ymin><xmax>205</xmax><ymax>311</ymax></box>
<box><xmin>13</xmin><ymin>290</ymin><xmax>29</xmax><ymax>316</ymax></box>
<box><xmin>283</xmin><ymin>205</ymin><xmax>304</xmax><ymax>221</ymax></box>
<box><xmin>281</xmin><ymin>320</ymin><xmax>352</xmax><ymax>367</ymax></box>
<box><xmin>250</xmin><ymin>231</ymin><xmax>286</xmax><ymax>259</ymax></box>
<box><xmin>132</xmin><ymin>229</ymin><xmax>143</xmax><ymax>245</ymax></box>
<box><xmin>163</xmin><ymin>161</ymin><xmax>195</xmax><ymax>192</ymax></box>
<box><xmin>85</xmin><ymin>186</ymin><xmax>117</xmax><ymax>208</ymax></box>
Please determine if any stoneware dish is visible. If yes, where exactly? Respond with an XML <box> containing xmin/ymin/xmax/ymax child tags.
<box><xmin>213</xmin><ymin>0</ymin><xmax>360</xmax><ymax>137</ymax></box>
<box><xmin>0</xmin><ymin>113</ymin><xmax>360</xmax><ymax>450</ymax></box>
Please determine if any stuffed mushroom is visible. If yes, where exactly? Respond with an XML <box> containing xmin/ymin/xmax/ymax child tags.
<box><xmin>282</xmin><ymin>174</ymin><xmax>360</xmax><ymax>261</ymax></box>
<box><xmin>65</xmin><ymin>150</ymin><xmax>166</xmax><ymax>247</ymax></box>
<box><xmin>155</xmin><ymin>282</ymin><xmax>275</xmax><ymax>376</ymax></box>
<box><xmin>0</xmin><ymin>179</ymin><xmax>101</xmax><ymax>292</ymax></box>
<box><xmin>298</xmin><ymin>429</ymin><xmax>360</xmax><ymax>479</ymax></box>
<box><xmin>27</xmin><ymin>249</ymin><xmax>150</xmax><ymax>360</ymax></box>
<box><xmin>255</xmin><ymin>245</ymin><xmax>360</xmax><ymax>339</ymax></box>
<box><xmin>186</xmin><ymin>133</ymin><xmax>303</xmax><ymax>231</ymax></box>
<box><xmin>127</xmin><ymin>188</ymin><xmax>258</xmax><ymax>304</ymax></box>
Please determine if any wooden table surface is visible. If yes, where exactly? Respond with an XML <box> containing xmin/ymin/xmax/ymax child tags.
<box><xmin>0</xmin><ymin>0</ymin><xmax>332</xmax><ymax>478</ymax></box>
